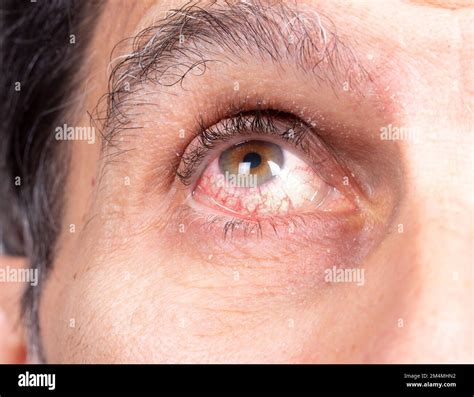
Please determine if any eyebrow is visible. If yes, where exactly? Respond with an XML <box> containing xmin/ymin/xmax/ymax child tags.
<box><xmin>98</xmin><ymin>0</ymin><xmax>371</xmax><ymax>146</ymax></box>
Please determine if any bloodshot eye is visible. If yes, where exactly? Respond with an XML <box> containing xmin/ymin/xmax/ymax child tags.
<box><xmin>191</xmin><ymin>139</ymin><xmax>354</xmax><ymax>220</ymax></box>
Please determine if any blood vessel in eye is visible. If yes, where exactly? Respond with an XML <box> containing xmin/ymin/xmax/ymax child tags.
<box><xmin>193</xmin><ymin>141</ymin><xmax>330</xmax><ymax>220</ymax></box>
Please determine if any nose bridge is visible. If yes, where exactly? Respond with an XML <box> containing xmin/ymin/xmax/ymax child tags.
<box><xmin>402</xmin><ymin>195</ymin><xmax>473</xmax><ymax>361</ymax></box>
<box><xmin>394</xmin><ymin>110</ymin><xmax>474</xmax><ymax>361</ymax></box>
<box><xmin>383</xmin><ymin>22</ymin><xmax>474</xmax><ymax>354</ymax></box>
<box><xmin>403</xmin><ymin>83</ymin><xmax>472</xmax><ymax>284</ymax></box>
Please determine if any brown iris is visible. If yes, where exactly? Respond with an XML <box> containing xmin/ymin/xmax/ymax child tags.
<box><xmin>218</xmin><ymin>140</ymin><xmax>284</xmax><ymax>186</ymax></box>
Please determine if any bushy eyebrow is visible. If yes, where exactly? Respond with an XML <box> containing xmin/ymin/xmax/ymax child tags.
<box><xmin>98</xmin><ymin>0</ymin><xmax>371</xmax><ymax>146</ymax></box>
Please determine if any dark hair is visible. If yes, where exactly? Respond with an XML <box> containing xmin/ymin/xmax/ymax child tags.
<box><xmin>0</xmin><ymin>0</ymin><xmax>102</xmax><ymax>361</ymax></box>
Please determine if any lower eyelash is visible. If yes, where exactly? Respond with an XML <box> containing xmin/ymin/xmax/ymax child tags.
<box><xmin>220</xmin><ymin>216</ymin><xmax>308</xmax><ymax>240</ymax></box>
<box><xmin>182</xmin><ymin>204</ymin><xmax>309</xmax><ymax>241</ymax></box>
<box><xmin>176</xmin><ymin>201</ymin><xmax>353</xmax><ymax>242</ymax></box>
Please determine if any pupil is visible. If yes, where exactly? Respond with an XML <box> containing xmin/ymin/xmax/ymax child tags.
<box><xmin>242</xmin><ymin>152</ymin><xmax>261</xmax><ymax>168</ymax></box>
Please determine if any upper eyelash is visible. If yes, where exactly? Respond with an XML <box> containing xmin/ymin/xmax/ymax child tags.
<box><xmin>176</xmin><ymin>109</ymin><xmax>311</xmax><ymax>185</ymax></box>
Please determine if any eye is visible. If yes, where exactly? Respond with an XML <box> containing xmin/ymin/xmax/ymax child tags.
<box><xmin>177</xmin><ymin>109</ymin><xmax>357</xmax><ymax>224</ymax></box>
<box><xmin>191</xmin><ymin>137</ymin><xmax>354</xmax><ymax>221</ymax></box>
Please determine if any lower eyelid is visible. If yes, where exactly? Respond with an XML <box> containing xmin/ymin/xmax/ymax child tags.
<box><xmin>190</xmin><ymin>148</ymin><xmax>355</xmax><ymax>221</ymax></box>
<box><xmin>171</xmin><ymin>197</ymin><xmax>369</xmax><ymax>259</ymax></box>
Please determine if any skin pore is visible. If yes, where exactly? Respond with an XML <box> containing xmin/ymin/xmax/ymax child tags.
<box><xmin>0</xmin><ymin>0</ymin><xmax>472</xmax><ymax>363</ymax></box>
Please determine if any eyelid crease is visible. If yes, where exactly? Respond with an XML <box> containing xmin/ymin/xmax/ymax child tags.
<box><xmin>97</xmin><ymin>0</ymin><xmax>372</xmax><ymax>147</ymax></box>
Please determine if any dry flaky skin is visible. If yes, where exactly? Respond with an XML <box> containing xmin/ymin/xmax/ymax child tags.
<box><xmin>20</xmin><ymin>0</ymin><xmax>472</xmax><ymax>363</ymax></box>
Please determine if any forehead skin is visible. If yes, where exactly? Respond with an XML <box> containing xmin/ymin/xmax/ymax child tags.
<box><xmin>38</xmin><ymin>0</ymin><xmax>473</xmax><ymax>363</ymax></box>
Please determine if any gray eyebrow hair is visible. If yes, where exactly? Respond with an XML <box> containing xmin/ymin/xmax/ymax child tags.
<box><xmin>97</xmin><ymin>0</ymin><xmax>371</xmax><ymax>146</ymax></box>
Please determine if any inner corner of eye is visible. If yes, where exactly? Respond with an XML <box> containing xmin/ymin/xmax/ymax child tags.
<box><xmin>188</xmin><ymin>139</ymin><xmax>349</xmax><ymax>220</ymax></box>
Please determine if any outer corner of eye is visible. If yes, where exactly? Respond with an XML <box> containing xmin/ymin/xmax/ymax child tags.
<box><xmin>188</xmin><ymin>139</ymin><xmax>355</xmax><ymax>221</ymax></box>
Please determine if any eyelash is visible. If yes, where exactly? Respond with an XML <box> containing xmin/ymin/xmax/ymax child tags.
<box><xmin>202</xmin><ymin>211</ymin><xmax>310</xmax><ymax>240</ymax></box>
<box><xmin>177</xmin><ymin>108</ymin><xmax>315</xmax><ymax>186</ymax></box>
<box><xmin>174</xmin><ymin>105</ymin><xmax>360</xmax><ymax>239</ymax></box>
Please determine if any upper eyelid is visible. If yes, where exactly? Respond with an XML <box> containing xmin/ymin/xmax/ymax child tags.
<box><xmin>176</xmin><ymin>110</ymin><xmax>309</xmax><ymax>185</ymax></box>
<box><xmin>99</xmin><ymin>1</ymin><xmax>372</xmax><ymax>147</ymax></box>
